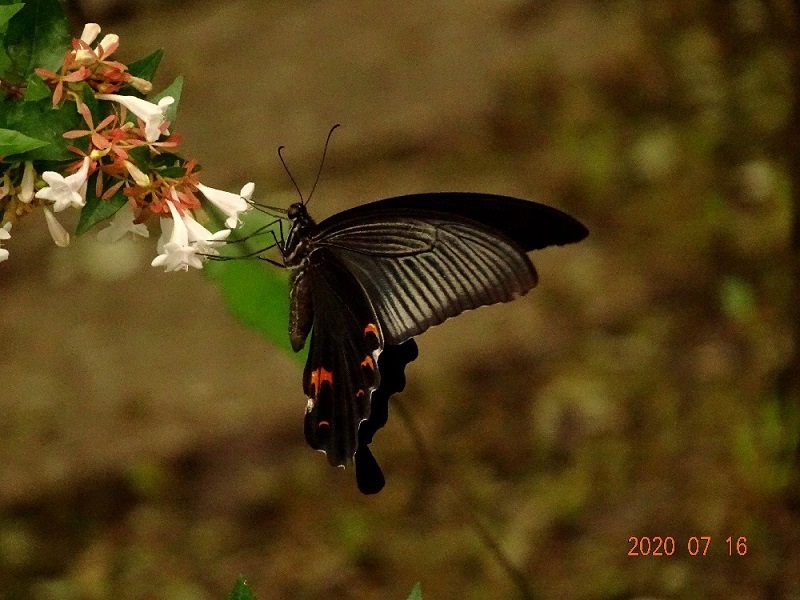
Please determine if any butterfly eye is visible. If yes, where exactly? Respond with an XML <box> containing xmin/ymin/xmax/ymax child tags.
<box><xmin>287</xmin><ymin>203</ymin><xmax>304</xmax><ymax>220</ymax></box>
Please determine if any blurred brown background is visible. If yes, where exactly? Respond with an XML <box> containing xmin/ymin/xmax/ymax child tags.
<box><xmin>1</xmin><ymin>0</ymin><xmax>799</xmax><ymax>598</ymax></box>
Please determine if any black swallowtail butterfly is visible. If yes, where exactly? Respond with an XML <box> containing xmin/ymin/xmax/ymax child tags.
<box><xmin>276</xmin><ymin>191</ymin><xmax>588</xmax><ymax>494</ymax></box>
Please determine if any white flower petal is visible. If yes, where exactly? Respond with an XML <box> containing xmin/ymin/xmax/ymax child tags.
<box><xmin>80</xmin><ymin>23</ymin><xmax>101</xmax><ymax>45</ymax></box>
<box><xmin>128</xmin><ymin>76</ymin><xmax>153</xmax><ymax>94</ymax></box>
<box><xmin>19</xmin><ymin>161</ymin><xmax>35</xmax><ymax>204</ymax></box>
<box><xmin>150</xmin><ymin>201</ymin><xmax>204</xmax><ymax>272</ymax></box>
<box><xmin>0</xmin><ymin>222</ymin><xmax>11</xmax><ymax>262</ymax></box>
<box><xmin>35</xmin><ymin>157</ymin><xmax>90</xmax><ymax>212</ymax></box>
<box><xmin>182</xmin><ymin>213</ymin><xmax>231</xmax><ymax>255</ymax></box>
<box><xmin>97</xmin><ymin>203</ymin><xmax>149</xmax><ymax>243</ymax></box>
<box><xmin>166</xmin><ymin>200</ymin><xmax>189</xmax><ymax>245</ymax></box>
<box><xmin>43</xmin><ymin>208</ymin><xmax>70</xmax><ymax>247</ymax></box>
<box><xmin>96</xmin><ymin>94</ymin><xmax>173</xmax><ymax>142</ymax></box>
<box><xmin>197</xmin><ymin>182</ymin><xmax>253</xmax><ymax>228</ymax></box>
<box><xmin>98</xmin><ymin>34</ymin><xmax>119</xmax><ymax>52</ymax></box>
<box><xmin>240</xmin><ymin>181</ymin><xmax>255</xmax><ymax>200</ymax></box>
<box><xmin>123</xmin><ymin>160</ymin><xmax>150</xmax><ymax>187</ymax></box>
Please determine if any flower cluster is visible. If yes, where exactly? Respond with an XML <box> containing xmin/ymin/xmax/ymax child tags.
<box><xmin>35</xmin><ymin>22</ymin><xmax>151</xmax><ymax>103</ymax></box>
<box><xmin>0</xmin><ymin>22</ymin><xmax>253</xmax><ymax>271</ymax></box>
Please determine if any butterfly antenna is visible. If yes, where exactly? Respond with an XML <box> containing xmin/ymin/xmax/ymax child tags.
<box><xmin>278</xmin><ymin>145</ymin><xmax>304</xmax><ymax>203</ymax></box>
<box><xmin>305</xmin><ymin>123</ymin><xmax>340</xmax><ymax>206</ymax></box>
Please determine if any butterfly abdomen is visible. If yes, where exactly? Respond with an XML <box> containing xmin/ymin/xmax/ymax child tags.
<box><xmin>289</xmin><ymin>269</ymin><xmax>314</xmax><ymax>352</ymax></box>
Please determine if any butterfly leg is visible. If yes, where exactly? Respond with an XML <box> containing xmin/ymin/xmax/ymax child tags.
<box><xmin>223</xmin><ymin>218</ymin><xmax>283</xmax><ymax>246</ymax></box>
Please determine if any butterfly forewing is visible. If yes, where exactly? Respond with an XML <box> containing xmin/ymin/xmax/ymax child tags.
<box><xmin>315</xmin><ymin>192</ymin><xmax>589</xmax><ymax>252</ymax></box>
<box><xmin>316</xmin><ymin>214</ymin><xmax>538</xmax><ymax>344</ymax></box>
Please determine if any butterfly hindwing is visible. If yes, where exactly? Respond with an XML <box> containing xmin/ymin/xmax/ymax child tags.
<box><xmin>355</xmin><ymin>339</ymin><xmax>419</xmax><ymax>494</ymax></box>
<box><xmin>299</xmin><ymin>250</ymin><xmax>383</xmax><ymax>466</ymax></box>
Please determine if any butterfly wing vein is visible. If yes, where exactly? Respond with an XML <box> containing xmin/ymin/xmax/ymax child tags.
<box><xmin>301</xmin><ymin>252</ymin><xmax>383</xmax><ymax>466</ymax></box>
<box><xmin>314</xmin><ymin>215</ymin><xmax>538</xmax><ymax>344</ymax></box>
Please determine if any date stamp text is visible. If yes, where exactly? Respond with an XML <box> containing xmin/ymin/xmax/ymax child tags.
<box><xmin>627</xmin><ymin>536</ymin><xmax>748</xmax><ymax>556</ymax></box>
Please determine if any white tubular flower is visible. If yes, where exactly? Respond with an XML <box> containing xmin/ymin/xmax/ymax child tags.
<box><xmin>19</xmin><ymin>161</ymin><xmax>35</xmax><ymax>204</ymax></box>
<box><xmin>80</xmin><ymin>23</ymin><xmax>101</xmax><ymax>45</ymax></box>
<box><xmin>182</xmin><ymin>212</ymin><xmax>231</xmax><ymax>255</ymax></box>
<box><xmin>97</xmin><ymin>203</ymin><xmax>150</xmax><ymax>243</ymax></box>
<box><xmin>123</xmin><ymin>160</ymin><xmax>151</xmax><ymax>187</ymax></box>
<box><xmin>197</xmin><ymin>181</ymin><xmax>254</xmax><ymax>228</ymax></box>
<box><xmin>0</xmin><ymin>222</ymin><xmax>11</xmax><ymax>262</ymax></box>
<box><xmin>151</xmin><ymin>201</ymin><xmax>203</xmax><ymax>272</ymax></box>
<box><xmin>43</xmin><ymin>208</ymin><xmax>70</xmax><ymax>247</ymax></box>
<box><xmin>35</xmin><ymin>157</ymin><xmax>90</xmax><ymax>212</ymax></box>
<box><xmin>74</xmin><ymin>24</ymin><xmax>103</xmax><ymax>65</ymax></box>
<box><xmin>96</xmin><ymin>94</ymin><xmax>174</xmax><ymax>142</ymax></box>
<box><xmin>74</xmin><ymin>25</ymin><xmax>119</xmax><ymax>65</ymax></box>
<box><xmin>128</xmin><ymin>76</ymin><xmax>153</xmax><ymax>94</ymax></box>
<box><xmin>97</xmin><ymin>34</ymin><xmax>119</xmax><ymax>52</ymax></box>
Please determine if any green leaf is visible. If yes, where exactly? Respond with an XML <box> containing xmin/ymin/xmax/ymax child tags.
<box><xmin>205</xmin><ymin>259</ymin><xmax>300</xmax><ymax>359</ymax></box>
<box><xmin>152</xmin><ymin>75</ymin><xmax>182</xmax><ymax>126</ymax></box>
<box><xmin>3</xmin><ymin>0</ymin><xmax>69</xmax><ymax>78</ymax></box>
<box><xmin>158</xmin><ymin>166</ymin><xmax>186</xmax><ymax>178</ymax></box>
<box><xmin>126</xmin><ymin>144</ymin><xmax>150</xmax><ymax>167</ymax></box>
<box><xmin>153</xmin><ymin>151</ymin><xmax>182</xmax><ymax>163</ymax></box>
<box><xmin>225</xmin><ymin>576</ymin><xmax>256</xmax><ymax>600</ymax></box>
<box><xmin>406</xmin><ymin>583</ymin><xmax>423</xmax><ymax>600</ymax></box>
<box><xmin>0</xmin><ymin>3</ymin><xmax>24</xmax><ymax>29</ymax></box>
<box><xmin>23</xmin><ymin>71</ymin><xmax>51</xmax><ymax>101</ymax></box>
<box><xmin>128</xmin><ymin>48</ymin><xmax>163</xmax><ymax>83</ymax></box>
<box><xmin>2</xmin><ymin>98</ymin><xmax>80</xmax><ymax>161</ymax></box>
<box><xmin>75</xmin><ymin>178</ymin><xmax>127</xmax><ymax>235</ymax></box>
<box><xmin>202</xmin><ymin>203</ymin><xmax>297</xmax><ymax>359</ymax></box>
<box><xmin>0</xmin><ymin>126</ymin><xmax>48</xmax><ymax>156</ymax></box>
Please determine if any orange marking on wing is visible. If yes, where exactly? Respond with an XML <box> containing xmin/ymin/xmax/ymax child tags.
<box><xmin>309</xmin><ymin>367</ymin><xmax>334</xmax><ymax>397</ymax></box>
<box><xmin>364</xmin><ymin>323</ymin><xmax>379</xmax><ymax>337</ymax></box>
<box><xmin>361</xmin><ymin>356</ymin><xmax>375</xmax><ymax>370</ymax></box>
<box><xmin>356</xmin><ymin>389</ymin><xmax>365</xmax><ymax>399</ymax></box>
<box><xmin>318</xmin><ymin>420</ymin><xmax>330</xmax><ymax>428</ymax></box>
<box><xmin>319</xmin><ymin>368</ymin><xmax>333</xmax><ymax>385</ymax></box>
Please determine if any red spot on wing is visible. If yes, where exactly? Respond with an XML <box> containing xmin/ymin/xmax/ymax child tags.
<box><xmin>309</xmin><ymin>367</ymin><xmax>334</xmax><ymax>398</ymax></box>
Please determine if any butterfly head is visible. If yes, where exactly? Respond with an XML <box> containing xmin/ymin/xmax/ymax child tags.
<box><xmin>287</xmin><ymin>202</ymin><xmax>316</xmax><ymax>230</ymax></box>
<box><xmin>287</xmin><ymin>202</ymin><xmax>307</xmax><ymax>221</ymax></box>
<box><xmin>283</xmin><ymin>202</ymin><xmax>317</xmax><ymax>265</ymax></box>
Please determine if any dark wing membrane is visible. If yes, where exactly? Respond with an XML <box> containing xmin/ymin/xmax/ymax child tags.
<box><xmin>312</xmin><ymin>210</ymin><xmax>539</xmax><ymax>345</ymax></box>
<box><xmin>315</xmin><ymin>192</ymin><xmax>589</xmax><ymax>252</ymax></box>
<box><xmin>301</xmin><ymin>250</ymin><xmax>383</xmax><ymax>466</ymax></box>
<box><xmin>355</xmin><ymin>339</ymin><xmax>419</xmax><ymax>494</ymax></box>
